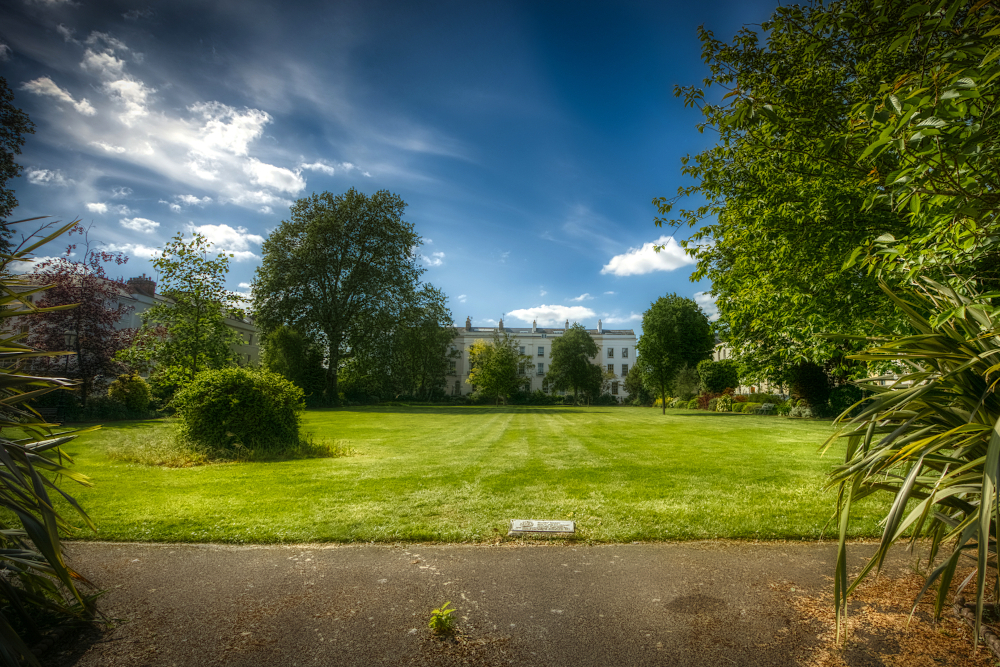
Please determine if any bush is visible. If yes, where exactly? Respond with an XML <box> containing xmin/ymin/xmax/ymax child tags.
<box><xmin>828</xmin><ymin>384</ymin><xmax>867</xmax><ymax>418</ymax></box>
<box><xmin>686</xmin><ymin>398</ymin><xmax>699</xmax><ymax>409</ymax></box>
<box><xmin>785</xmin><ymin>362</ymin><xmax>831</xmax><ymax>408</ymax></box>
<box><xmin>744</xmin><ymin>402</ymin><xmax>762</xmax><ymax>414</ymax></box>
<box><xmin>707</xmin><ymin>397</ymin><xmax>720</xmax><ymax>411</ymax></box>
<box><xmin>108</xmin><ymin>372</ymin><xmax>152</xmax><ymax>413</ymax></box>
<box><xmin>173</xmin><ymin>367</ymin><xmax>305</xmax><ymax>456</ymax></box>
<box><xmin>594</xmin><ymin>393</ymin><xmax>618</xmax><ymax>406</ymax></box>
<box><xmin>789</xmin><ymin>405</ymin><xmax>814</xmax><ymax>418</ymax></box>
<box><xmin>697</xmin><ymin>358</ymin><xmax>740</xmax><ymax>393</ymax></box>
<box><xmin>732</xmin><ymin>402</ymin><xmax>746</xmax><ymax>413</ymax></box>
<box><xmin>716</xmin><ymin>395</ymin><xmax>734</xmax><ymax>412</ymax></box>
<box><xmin>670</xmin><ymin>397</ymin><xmax>684</xmax><ymax>408</ymax></box>
<box><xmin>671</xmin><ymin>365</ymin><xmax>702</xmax><ymax>400</ymax></box>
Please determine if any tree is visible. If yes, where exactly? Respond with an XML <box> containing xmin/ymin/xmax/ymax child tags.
<box><xmin>696</xmin><ymin>358</ymin><xmax>739</xmax><ymax>394</ymax></box>
<box><xmin>623</xmin><ymin>362</ymin><xmax>653</xmax><ymax>405</ymax></box>
<box><xmin>636</xmin><ymin>295</ymin><xmax>714</xmax><ymax>414</ymax></box>
<box><xmin>670</xmin><ymin>364</ymin><xmax>701</xmax><ymax>401</ymax></box>
<box><xmin>262</xmin><ymin>325</ymin><xmax>327</xmax><ymax>406</ymax></box>
<box><xmin>466</xmin><ymin>330</ymin><xmax>532</xmax><ymax>405</ymax></box>
<box><xmin>23</xmin><ymin>226</ymin><xmax>133</xmax><ymax>406</ymax></box>
<box><xmin>120</xmin><ymin>232</ymin><xmax>243</xmax><ymax>387</ymax></box>
<box><xmin>545</xmin><ymin>323</ymin><xmax>599</xmax><ymax>403</ymax></box>
<box><xmin>253</xmin><ymin>189</ymin><xmax>423</xmax><ymax>406</ymax></box>
<box><xmin>0</xmin><ymin>78</ymin><xmax>34</xmax><ymax>233</ymax></box>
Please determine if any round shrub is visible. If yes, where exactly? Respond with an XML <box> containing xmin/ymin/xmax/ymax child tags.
<box><xmin>108</xmin><ymin>372</ymin><xmax>152</xmax><ymax>414</ymax></box>
<box><xmin>686</xmin><ymin>398</ymin><xmax>699</xmax><ymax>409</ymax></box>
<box><xmin>173</xmin><ymin>367</ymin><xmax>305</xmax><ymax>455</ymax></box>
<box><xmin>707</xmin><ymin>397</ymin><xmax>720</xmax><ymax>411</ymax></box>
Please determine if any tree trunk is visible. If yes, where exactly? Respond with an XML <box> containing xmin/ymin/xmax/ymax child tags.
<box><xmin>325</xmin><ymin>343</ymin><xmax>340</xmax><ymax>407</ymax></box>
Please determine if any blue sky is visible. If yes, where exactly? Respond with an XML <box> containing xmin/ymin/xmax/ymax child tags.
<box><xmin>2</xmin><ymin>0</ymin><xmax>778</xmax><ymax>331</ymax></box>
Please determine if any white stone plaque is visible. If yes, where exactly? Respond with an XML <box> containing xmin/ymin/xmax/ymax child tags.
<box><xmin>509</xmin><ymin>519</ymin><xmax>575</xmax><ymax>535</ymax></box>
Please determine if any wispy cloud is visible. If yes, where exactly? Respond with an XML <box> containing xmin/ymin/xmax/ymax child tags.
<box><xmin>422</xmin><ymin>251</ymin><xmax>445</xmax><ymax>267</ymax></box>
<box><xmin>601</xmin><ymin>236</ymin><xmax>695</xmax><ymax>276</ymax></box>
<box><xmin>456</xmin><ymin>294</ymin><xmax>467</xmax><ymax>303</ymax></box>
<box><xmin>188</xmin><ymin>223</ymin><xmax>265</xmax><ymax>261</ymax></box>
<box><xmin>120</xmin><ymin>216</ymin><xmax>159</xmax><ymax>233</ymax></box>
<box><xmin>26</xmin><ymin>169</ymin><xmax>69</xmax><ymax>186</ymax></box>
<box><xmin>604</xmin><ymin>312</ymin><xmax>641</xmax><ymax>324</ymax></box>
<box><xmin>507</xmin><ymin>304</ymin><xmax>596</xmax><ymax>327</ymax></box>
<box><xmin>569</xmin><ymin>293</ymin><xmax>593</xmax><ymax>302</ymax></box>
<box><xmin>694</xmin><ymin>291</ymin><xmax>719</xmax><ymax>322</ymax></box>
<box><xmin>21</xmin><ymin>77</ymin><xmax>96</xmax><ymax>115</ymax></box>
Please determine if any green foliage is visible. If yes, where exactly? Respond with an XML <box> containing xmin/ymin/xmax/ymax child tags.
<box><xmin>686</xmin><ymin>398</ymin><xmax>699</xmax><ymax>409</ymax></box>
<box><xmin>120</xmin><ymin>232</ymin><xmax>244</xmax><ymax>391</ymax></box>
<box><xmin>428</xmin><ymin>601</ymin><xmax>456</xmax><ymax>636</ymax></box>
<box><xmin>253</xmin><ymin>189</ymin><xmax>424</xmax><ymax>405</ymax></box>
<box><xmin>670</xmin><ymin>365</ymin><xmax>701</xmax><ymax>401</ymax></box>
<box><xmin>828</xmin><ymin>384</ymin><xmax>867</xmax><ymax>420</ymax></box>
<box><xmin>636</xmin><ymin>294</ymin><xmax>714</xmax><ymax>414</ymax></box>
<box><xmin>826</xmin><ymin>280</ymin><xmax>1000</xmax><ymax>644</ymax></box>
<box><xmin>466</xmin><ymin>331</ymin><xmax>534</xmax><ymax>405</ymax></box>
<box><xmin>697</xmin><ymin>359</ymin><xmax>739</xmax><ymax>394</ymax></box>
<box><xmin>262</xmin><ymin>326</ymin><xmax>326</xmax><ymax>406</ymax></box>
<box><xmin>623</xmin><ymin>363</ymin><xmax>653</xmax><ymax>405</ymax></box>
<box><xmin>107</xmin><ymin>372</ymin><xmax>151</xmax><ymax>414</ymax></box>
<box><xmin>707</xmin><ymin>397</ymin><xmax>720</xmax><ymax>412</ymax></box>
<box><xmin>785</xmin><ymin>362</ymin><xmax>831</xmax><ymax>408</ymax></box>
<box><xmin>173</xmin><ymin>367</ymin><xmax>305</xmax><ymax>456</ymax></box>
<box><xmin>0</xmin><ymin>217</ymin><xmax>96</xmax><ymax>666</ymax></box>
<box><xmin>545</xmin><ymin>323</ymin><xmax>600</xmax><ymax>401</ymax></box>
<box><xmin>716</xmin><ymin>394</ymin><xmax>734</xmax><ymax>412</ymax></box>
<box><xmin>0</xmin><ymin>78</ymin><xmax>34</xmax><ymax>235</ymax></box>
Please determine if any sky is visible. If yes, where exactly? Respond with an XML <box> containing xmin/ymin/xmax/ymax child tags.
<box><xmin>1</xmin><ymin>0</ymin><xmax>779</xmax><ymax>332</ymax></box>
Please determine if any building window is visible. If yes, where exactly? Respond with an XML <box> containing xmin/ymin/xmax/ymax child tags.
<box><xmin>607</xmin><ymin>347</ymin><xmax>614</xmax><ymax>358</ymax></box>
<box><xmin>607</xmin><ymin>363</ymin><xmax>614</xmax><ymax>374</ymax></box>
<box><xmin>518</xmin><ymin>362</ymin><xmax>526</xmax><ymax>376</ymax></box>
<box><xmin>622</xmin><ymin>348</ymin><xmax>628</xmax><ymax>358</ymax></box>
<box><xmin>449</xmin><ymin>360</ymin><xmax>457</xmax><ymax>374</ymax></box>
<box><xmin>454</xmin><ymin>380</ymin><xmax>461</xmax><ymax>395</ymax></box>
<box><xmin>519</xmin><ymin>346</ymin><xmax>525</xmax><ymax>355</ymax></box>
<box><xmin>248</xmin><ymin>333</ymin><xmax>254</xmax><ymax>345</ymax></box>
<box><xmin>537</xmin><ymin>363</ymin><xmax>544</xmax><ymax>375</ymax></box>
<box><xmin>537</xmin><ymin>347</ymin><xmax>544</xmax><ymax>356</ymax></box>
<box><xmin>611</xmin><ymin>381</ymin><xmax>619</xmax><ymax>395</ymax></box>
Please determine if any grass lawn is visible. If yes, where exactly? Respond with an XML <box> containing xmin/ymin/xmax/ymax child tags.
<box><xmin>53</xmin><ymin>406</ymin><xmax>887</xmax><ymax>543</ymax></box>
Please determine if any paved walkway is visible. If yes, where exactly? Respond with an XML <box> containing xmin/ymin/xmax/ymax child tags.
<box><xmin>46</xmin><ymin>541</ymin><xmax>899</xmax><ymax>666</ymax></box>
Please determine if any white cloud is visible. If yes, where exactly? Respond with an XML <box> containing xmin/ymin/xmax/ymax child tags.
<box><xmin>600</xmin><ymin>236</ymin><xmax>695</xmax><ymax>276</ymax></box>
<box><xmin>21</xmin><ymin>77</ymin><xmax>96</xmax><ymax>115</ymax></box>
<box><xmin>189</xmin><ymin>223</ymin><xmax>264</xmax><ymax>261</ymax></box>
<box><xmin>456</xmin><ymin>294</ymin><xmax>467</xmax><ymax>303</ymax></box>
<box><xmin>604</xmin><ymin>313</ymin><xmax>642</xmax><ymax>324</ymax></box>
<box><xmin>604</xmin><ymin>291</ymin><xmax>616</xmax><ymax>295</ymax></box>
<box><xmin>104</xmin><ymin>78</ymin><xmax>152</xmax><ymax>125</ymax></box>
<box><xmin>422</xmin><ymin>251</ymin><xmax>445</xmax><ymax>267</ymax></box>
<box><xmin>120</xmin><ymin>216</ymin><xmax>159</xmax><ymax>233</ymax></box>
<box><xmin>0</xmin><ymin>45</ymin><xmax>11</xmax><ymax>62</ymax></box>
<box><xmin>26</xmin><ymin>169</ymin><xmax>69</xmax><ymax>186</ymax></box>
<box><xmin>507</xmin><ymin>305</ymin><xmax>597</xmax><ymax>327</ymax></box>
<box><xmin>159</xmin><ymin>199</ymin><xmax>182</xmax><ymax>212</ymax></box>
<box><xmin>92</xmin><ymin>141</ymin><xmax>126</xmax><ymax>153</ymax></box>
<box><xmin>56</xmin><ymin>24</ymin><xmax>75</xmax><ymax>42</ymax></box>
<box><xmin>569</xmin><ymin>293</ymin><xmax>593</xmax><ymax>302</ymax></box>
<box><xmin>695</xmin><ymin>291</ymin><xmax>719</xmax><ymax>322</ymax></box>
<box><xmin>86</xmin><ymin>202</ymin><xmax>108</xmax><ymax>214</ymax></box>
<box><xmin>193</xmin><ymin>102</ymin><xmax>271</xmax><ymax>156</ymax></box>
<box><xmin>243</xmin><ymin>158</ymin><xmax>305</xmax><ymax>193</ymax></box>
<box><xmin>177</xmin><ymin>194</ymin><xmax>211</xmax><ymax>206</ymax></box>
<box><xmin>112</xmin><ymin>186</ymin><xmax>132</xmax><ymax>198</ymax></box>
<box><xmin>539</xmin><ymin>289</ymin><xmax>547</xmax><ymax>297</ymax></box>
<box><xmin>81</xmin><ymin>49</ymin><xmax>126</xmax><ymax>79</ymax></box>
<box><xmin>299</xmin><ymin>161</ymin><xmax>336</xmax><ymax>176</ymax></box>
<box><xmin>227</xmin><ymin>188</ymin><xmax>292</xmax><ymax>212</ymax></box>
<box><xmin>105</xmin><ymin>242</ymin><xmax>158</xmax><ymax>259</ymax></box>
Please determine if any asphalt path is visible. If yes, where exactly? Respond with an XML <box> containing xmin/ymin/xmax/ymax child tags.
<box><xmin>44</xmin><ymin>540</ymin><xmax>901</xmax><ymax>667</ymax></box>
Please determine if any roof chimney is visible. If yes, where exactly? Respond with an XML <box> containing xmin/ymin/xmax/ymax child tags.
<box><xmin>499</xmin><ymin>317</ymin><xmax>504</xmax><ymax>331</ymax></box>
<box><xmin>465</xmin><ymin>316</ymin><xmax>471</xmax><ymax>331</ymax></box>
<box><xmin>598</xmin><ymin>319</ymin><xmax>603</xmax><ymax>334</ymax></box>
<box><xmin>127</xmin><ymin>273</ymin><xmax>156</xmax><ymax>297</ymax></box>
<box><xmin>565</xmin><ymin>319</ymin><xmax>569</xmax><ymax>330</ymax></box>
<box><xmin>532</xmin><ymin>319</ymin><xmax>537</xmax><ymax>333</ymax></box>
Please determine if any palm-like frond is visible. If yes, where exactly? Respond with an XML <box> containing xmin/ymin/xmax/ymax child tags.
<box><xmin>826</xmin><ymin>279</ymin><xmax>1000</xmax><ymax>645</ymax></box>
<box><xmin>0</xmin><ymin>218</ymin><xmax>98</xmax><ymax>666</ymax></box>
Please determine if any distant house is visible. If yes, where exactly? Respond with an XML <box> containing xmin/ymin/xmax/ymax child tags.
<box><xmin>447</xmin><ymin>317</ymin><xmax>637</xmax><ymax>399</ymax></box>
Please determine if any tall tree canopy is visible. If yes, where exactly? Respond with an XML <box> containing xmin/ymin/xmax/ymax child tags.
<box><xmin>545</xmin><ymin>323</ymin><xmax>600</xmax><ymax>402</ymax></box>
<box><xmin>24</xmin><ymin>226</ymin><xmax>133</xmax><ymax>406</ymax></box>
<box><xmin>262</xmin><ymin>325</ymin><xmax>327</xmax><ymax>406</ymax></box>
<box><xmin>636</xmin><ymin>295</ymin><xmax>714</xmax><ymax>414</ymax></box>
<box><xmin>466</xmin><ymin>331</ymin><xmax>532</xmax><ymax>405</ymax></box>
<box><xmin>0</xmin><ymin>77</ymin><xmax>34</xmax><ymax>225</ymax></box>
<box><xmin>253</xmin><ymin>189</ymin><xmax>424</xmax><ymax>405</ymax></box>
<box><xmin>121</xmin><ymin>232</ymin><xmax>244</xmax><ymax>391</ymax></box>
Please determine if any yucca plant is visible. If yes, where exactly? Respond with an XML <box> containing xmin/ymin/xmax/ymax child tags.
<box><xmin>0</xmin><ymin>217</ymin><xmax>99</xmax><ymax>666</ymax></box>
<box><xmin>825</xmin><ymin>279</ymin><xmax>1000</xmax><ymax>645</ymax></box>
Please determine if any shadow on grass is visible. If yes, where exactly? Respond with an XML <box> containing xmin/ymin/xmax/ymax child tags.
<box><xmin>308</xmin><ymin>406</ymin><xmax>618</xmax><ymax>415</ymax></box>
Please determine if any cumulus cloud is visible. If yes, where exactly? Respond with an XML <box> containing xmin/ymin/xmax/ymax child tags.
<box><xmin>422</xmin><ymin>251</ymin><xmax>445</xmax><ymax>267</ymax></box>
<box><xmin>600</xmin><ymin>236</ymin><xmax>695</xmax><ymax>276</ymax></box>
<box><xmin>189</xmin><ymin>223</ymin><xmax>264</xmax><ymax>261</ymax></box>
<box><xmin>120</xmin><ymin>216</ymin><xmax>159</xmax><ymax>233</ymax></box>
<box><xmin>86</xmin><ymin>202</ymin><xmax>108</xmax><ymax>214</ymax></box>
<box><xmin>604</xmin><ymin>313</ymin><xmax>642</xmax><ymax>324</ymax></box>
<box><xmin>26</xmin><ymin>169</ymin><xmax>69</xmax><ymax>186</ymax></box>
<box><xmin>81</xmin><ymin>49</ymin><xmax>126</xmax><ymax>78</ymax></box>
<box><xmin>104</xmin><ymin>78</ymin><xmax>152</xmax><ymax>124</ymax></box>
<box><xmin>112</xmin><ymin>187</ymin><xmax>132</xmax><ymax>198</ymax></box>
<box><xmin>105</xmin><ymin>242</ymin><xmax>158</xmax><ymax>259</ymax></box>
<box><xmin>21</xmin><ymin>77</ymin><xmax>96</xmax><ymax>115</ymax></box>
<box><xmin>159</xmin><ymin>199</ymin><xmax>182</xmax><ymax>212</ymax></box>
<box><xmin>456</xmin><ymin>294</ymin><xmax>467</xmax><ymax>303</ymax></box>
<box><xmin>695</xmin><ymin>291</ymin><xmax>719</xmax><ymax>321</ymax></box>
<box><xmin>507</xmin><ymin>305</ymin><xmax>597</xmax><ymax>327</ymax></box>
<box><xmin>299</xmin><ymin>161</ymin><xmax>336</xmax><ymax>175</ymax></box>
<box><xmin>193</xmin><ymin>102</ymin><xmax>271</xmax><ymax>156</ymax></box>
<box><xmin>569</xmin><ymin>293</ymin><xmax>593</xmax><ymax>302</ymax></box>
<box><xmin>177</xmin><ymin>194</ymin><xmax>211</xmax><ymax>206</ymax></box>
<box><xmin>243</xmin><ymin>158</ymin><xmax>305</xmax><ymax>193</ymax></box>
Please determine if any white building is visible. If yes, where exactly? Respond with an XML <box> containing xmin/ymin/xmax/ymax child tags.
<box><xmin>446</xmin><ymin>317</ymin><xmax>637</xmax><ymax>399</ymax></box>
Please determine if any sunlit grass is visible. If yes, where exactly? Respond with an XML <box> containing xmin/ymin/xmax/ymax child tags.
<box><xmin>55</xmin><ymin>406</ymin><xmax>888</xmax><ymax>544</ymax></box>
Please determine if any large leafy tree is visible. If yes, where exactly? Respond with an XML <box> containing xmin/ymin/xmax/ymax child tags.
<box><xmin>121</xmin><ymin>232</ymin><xmax>243</xmax><ymax>387</ymax></box>
<box><xmin>636</xmin><ymin>295</ymin><xmax>714</xmax><ymax>414</ymax></box>
<box><xmin>466</xmin><ymin>331</ymin><xmax>533</xmax><ymax>405</ymax></box>
<box><xmin>262</xmin><ymin>325</ymin><xmax>327</xmax><ymax>406</ymax></box>
<box><xmin>545</xmin><ymin>323</ymin><xmax>599</xmax><ymax>403</ymax></box>
<box><xmin>0</xmin><ymin>79</ymin><xmax>33</xmax><ymax>227</ymax></box>
<box><xmin>696</xmin><ymin>358</ymin><xmax>739</xmax><ymax>394</ymax></box>
<box><xmin>23</xmin><ymin>227</ymin><xmax>133</xmax><ymax>406</ymax></box>
<box><xmin>253</xmin><ymin>189</ymin><xmax>423</xmax><ymax>406</ymax></box>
